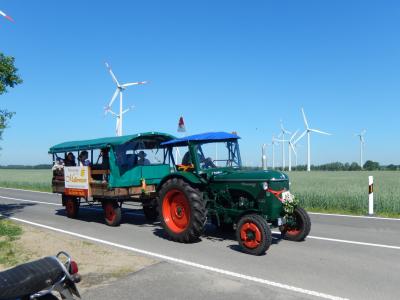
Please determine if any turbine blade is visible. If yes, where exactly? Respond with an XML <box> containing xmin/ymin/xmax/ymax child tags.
<box><xmin>310</xmin><ymin>128</ymin><xmax>331</xmax><ymax>135</ymax></box>
<box><xmin>301</xmin><ymin>108</ymin><xmax>309</xmax><ymax>129</ymax></box>
<box><xmin>107</xmin><ymin>88</ymin><xmax>119</xmax><ymax>108</ymax></box>
<box><xmin>122</xmin><ymin>105</ymin><xmax>135</xmax><ymax>114</ymax></box>
<box><xmin>121</xmin><ymin>81</ymin><xmax>148</xmax><ymax>88</ymax></box>
<box><xmin>0</xmin><ymin>10</ymin><xmax>14</xmax><ymax>22</ymax></box>
<box><xmin>290</xmin><ymin>129</ymin><xmax>299</xmax><ymax>141</ymax></box>
<box><xmin>293</xmin><ymin>130</ymin><xmax>307</xmax><ymax>144</ymax></box>
<box><xmin>105</xmin><ymin>62</ymin><xmax>120</xmax><ymax>86</ymax></box>
<box><xmin>290</xmin><ymin>143</ymin><xmax>297</xmax><ymax>155</ymax></box>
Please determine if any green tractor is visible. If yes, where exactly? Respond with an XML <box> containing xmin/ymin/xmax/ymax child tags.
<box><xmin>158</xmin><ymin>132</ymin><xmax>311</xmax><ymax>255</ymax></box>
<box><xmin>49</xmin><ymin>131</ymin><xmax>310</xmax><ymax>255</ymax></box>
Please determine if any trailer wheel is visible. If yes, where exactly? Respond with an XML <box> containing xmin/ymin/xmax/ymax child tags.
<box><xmin>280</xmin><ymin>207</ymin><xmax>311</xmax><ymax>241</ymax></box>
<box><xmin>236</xmin><ymin>214</ymin><xmax>272</xmax><ymax>255</ymax></box>
<box><xmin>65</xmin><ymin>196</ymin><xmax>79</xmax><ymax>219</ymax></box>
<box><xmin>143</xmin><ymin>202</ymin><xmax>159</xmax><ymax>223</ymax></box>
<box><xmin>158</xmin><ymin>178</ymin><xmax>206</xmax><ymax>243</ymax></box>
<box><xmin>103</xmin><ymin>200</ymin><xmax>121</xmax><ymax>226</ymax></box>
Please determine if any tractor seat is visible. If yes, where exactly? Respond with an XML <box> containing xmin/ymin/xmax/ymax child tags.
<box><xmin>0</xmin><ymin>256</ymin><xmax>64</xmax><ymax>299</ymax></box>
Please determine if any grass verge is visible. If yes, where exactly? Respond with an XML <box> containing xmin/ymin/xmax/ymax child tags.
<box><xmin>0</xmin><ymin>219</ymin><xmax>23</xmax><ymax>267</ymax></box>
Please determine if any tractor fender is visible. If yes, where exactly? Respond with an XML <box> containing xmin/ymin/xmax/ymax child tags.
<box><xmin>157</xmin><ymin>172</ymin><xmax>205</xmax><ymax>191</ymax></box>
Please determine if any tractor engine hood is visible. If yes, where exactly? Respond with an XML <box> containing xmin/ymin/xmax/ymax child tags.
<box><xmin>211</xmin><ymin>169</ymin><xmax>289</xmax><ymax>183</ymax></box>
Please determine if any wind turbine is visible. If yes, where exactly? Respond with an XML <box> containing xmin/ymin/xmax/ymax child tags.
<box><xmin>278</xmin><ymin>120</ymin><xmax>291</xmax><ymax>170</ymax></box>
<box><xmin>271</xmin><ymin>134</ymin><xmax>277</xmax><ymax>169</ymax></box>
<box><xmin>0</xmin><ymin>10</ymin><xmax>14</xmax><ymax>22</ymax></box>
<box><xmin>355</xmin><ymin>130</ymin><xmax>366</xmax><ymax>169</ymax></box>
<box><xmin>294</xmin><ymin>108</ymin><xmax>331</xmax><ymax>172</ymax></box>
<box><xmin>104</xmin><ymin>62</ymin><xmax>147</xmax><ymax>136</ymax></box>
<box><xmin>288</xmin><ymin>130</ymin><xmax>299</xmax><ymax>171</ymax></box>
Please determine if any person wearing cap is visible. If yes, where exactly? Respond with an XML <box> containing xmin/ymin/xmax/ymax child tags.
<box><xmin>137</xmin><ymin>151</ymin><xmax>150</xmax><ymax>165</ymax></box>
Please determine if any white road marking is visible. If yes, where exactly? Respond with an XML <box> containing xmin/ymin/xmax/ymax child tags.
<box><xmin>2</xmin><ymin>215</ymin><xmax>347</xmax><ymax>300</ymax></box>
<box><xmin>308</xmin><ymin>212</ymin><xmax>400</xmax><ymax>221</ymax></box>
<box><xmin>0</xmin><ymin>195</ymin><xmax>61</xmax><ymax>206</ymax></box>
<box><xmin>271</xmin><ymin>231</ymin><xmax>400</xmax><ymax>250</ymax></box>
<box><xmin>0</xmin><ymin>186</ymin><xmax>54</xmax><ymax>195</ymax></box>
<box><xmin>2</xmin><ymin>195</ymin><xmax>400</xmax><ymax>250</ymax></box>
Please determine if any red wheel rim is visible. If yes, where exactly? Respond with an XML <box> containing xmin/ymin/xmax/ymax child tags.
<box><xmin>162</xmin><ymin>189</ymin><xmax>190</xmax><ymax>233</ymax></box>
<box><xmin>240</xmin><ymin>222</ymin><xmax>262</xmax><ymax>249</ymax></box>
<box><xmin>285</xmin><ymin>210</ymin><xmax>302</xmax><ymax>236</ymax></box>
<box><xmin>286</xmin><ymin>228</ymin><xmax>301</xmax><ymax>236</ymax></box>
<box><xmin>66</xmin><ymin>199</ymin><xmax>75</xmax><ymax>215</ymax></box>
<box><xmin>105</xmin><ymin>202</ymin><xmax>116</xmax><ymax>223</ymax></box>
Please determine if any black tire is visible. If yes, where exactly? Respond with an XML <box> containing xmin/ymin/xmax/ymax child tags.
<box><xmin>103</xmin><ymin>200</ymin><xmax>122</xmax><ymax>226</ymax></box>
<box><xmin>158</xmin><ymin>178</ymin><xmax>206</xmax><ymax>243</ymax></box>
<box><xmin>236</xmin><ymin>214</ymin><xmax>272</xmax><ymax>256</ymax></box>
<box><xmin>281</xmin><ymin>207</ymin><xmax>311</xmax><ymax>241</ymax></box>
<box><xmin>65</xmin><ymin>196</ymin><xmax>79</xmax><ymax>219</ymax></box>
<box><xmin>143</xmin><ymin>202</ymin><xmax>159</xmax><ymax>223</ymax></box>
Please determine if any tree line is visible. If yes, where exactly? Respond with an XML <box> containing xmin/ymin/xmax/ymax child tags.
<box><xmin>274</xmin><ymin>160</ymin><xmax>398</xmax><ymax>171</ymax></box>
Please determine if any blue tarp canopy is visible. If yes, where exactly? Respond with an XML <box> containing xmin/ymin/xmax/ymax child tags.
<box><xmin>161</xmin><ymin>132</ymin><xmax>240</xmax><ymax>147</ymax></box>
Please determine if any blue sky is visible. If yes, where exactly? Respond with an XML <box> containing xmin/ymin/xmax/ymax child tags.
<box><xmin>0</xmin><ymin>0</ymin><xmax>399</xmax><ymax>166</ymax></box>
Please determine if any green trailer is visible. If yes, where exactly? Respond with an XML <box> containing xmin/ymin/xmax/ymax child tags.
<box><xmin>49</xmin><ymin>131</ymin><xmax>310</xmax><ymax>255</ymax></box>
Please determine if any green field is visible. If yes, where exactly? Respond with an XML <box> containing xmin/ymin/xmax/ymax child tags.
<box><xmin>0</xmin><ymin>169</ymin><xmax>399</xmax><ymax>217</ymax></box>
<box><xmin>0</xmin><ymin>169</ymin><xmax>52</xmax><ymax>192</ymax></box>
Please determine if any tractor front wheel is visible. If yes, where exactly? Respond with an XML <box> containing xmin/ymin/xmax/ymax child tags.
<box><xmin>236</xmin><ymin>214</ymin><xmax>272</xmax><ymax>255</ymax></box>
<box><xmin>103</xmin><ymin>200</ymin><xmax>122</xmax><ymax>226</ymax></box>
<box><xmin>158</xmin><ymin>178</ymin><xmax>206</xmax><ymax>243</ymax></box>
<box><xmin>65</xmin><ymin>196</ymin><xmax>79</xmax><ymax>219</ymax></box>
<box><xmin>280</xmin><ymin>207</ymin><xmax>311</xmax><ymax>241</ymax></box>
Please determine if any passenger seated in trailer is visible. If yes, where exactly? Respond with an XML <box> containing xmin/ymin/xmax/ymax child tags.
<box><xmin>64</xmin><ymin>152</ymin><xmax>76</xmax><ymax>166</ymax></box>
<box><xmin>137</xmin><ymin>151</ymin><xmax>150</xmax><ymax>165</ymax></box>
<box><xmin>99</xmin><ymin>148</ymin><xmax>110</xmax><ymax>169</ymax></box>
<box><xmin>78</xmin><ymin>151</ymin><xmax>91</xmax><ymax>166</ymax></box>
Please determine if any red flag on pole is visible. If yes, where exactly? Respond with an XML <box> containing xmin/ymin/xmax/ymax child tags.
<box><xmin>177</xmin><ymin>116</ymin><xmax>186</xmax><ymax>132</ymax></box>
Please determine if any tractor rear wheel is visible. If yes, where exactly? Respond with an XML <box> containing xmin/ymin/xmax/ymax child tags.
<box><xmin>158</xmin><ymin>178</ymin><xmax>206</xmax><ymax>243</ymax></box>
<box><xmin>103</xmin><ymin>200</ymin><xmax>122</xmax><ymax>226</ymax></box>
<box><xmin>236</xmin><ymin>214</ymin><xmax>272</xmax><ymax>256</ymax></box>
<box><xmin>280</xmin><ymin>207</ymin><xmax>311</xmax><ymax>241</ymax></box>
<box><xmin>65</xmin><ymin>196</ymin><xmax>79</xmax><ymax>219</ymax></box>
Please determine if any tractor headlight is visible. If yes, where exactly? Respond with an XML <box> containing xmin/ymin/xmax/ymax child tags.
<box><xmin>262</xmin><ymin>182</ymin><xmax>269</xmax><ymax>191</ymax></box>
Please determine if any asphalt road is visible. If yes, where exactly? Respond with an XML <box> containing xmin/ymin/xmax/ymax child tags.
<box><xmin>1</xmin><ymin>187</ymin><xmax>399</xmax><ymax>300</ymax></box>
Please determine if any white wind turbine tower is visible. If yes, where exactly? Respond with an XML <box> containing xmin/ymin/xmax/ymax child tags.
<box><xmin>294</xmin><ymin>108</ymin><xmax>331</xmax><ymax>172</ymax></box>
<box><xmin>104</xmin><ymin>62</ymin><xmax>147</xmax><ymax>136</ymax></box>
<box><xmin>288</xmin><ymin>130</ymin><xmax>299</xmax><ymax>171</ymax></box>
<box><xmin>278</xmin><ymin>121</ymin><xmax>291</xmax><ymax>170</ymax></box>
<box><xmin>271</xmin><ymin>134</ymin><xmax>277</xmax><ymax>169</ymax></box>
<box><xmin>356</xmin><ymin>130</ymin><xmax>366</xmax><ymax>169</ymax></box>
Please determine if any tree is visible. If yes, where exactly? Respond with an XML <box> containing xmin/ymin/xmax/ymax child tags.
<box><xmin>363</xmin><ymin>160</ymin><xmax>380</xmax><ymax>171</ymax></box>
<box><xmin>0</xmin><ymin>52</ymin><xmax>22</xmax><ymax>143</ymax></box>
<box><xmin>349</xmin><ymin>162</ymin><xmax>361</xmax><ymax>171</ymax></box>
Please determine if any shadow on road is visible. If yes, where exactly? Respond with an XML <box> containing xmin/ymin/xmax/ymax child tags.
<box><xmin>0</xmin><ymin>202</ymin><xmax>36</xmax><ymax>218</ymax></box>
<box><xmin>55</xmin><ymin>205</ymin><xmax>160</xmax><ymax>228</ymax></box>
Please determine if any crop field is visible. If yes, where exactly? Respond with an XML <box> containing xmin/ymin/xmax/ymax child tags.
<box><xmin>0</xmin><ymin>169</ymin><xmax>52</xmax><ymax>192</ymax></box>
<box><xmin>0</xmin><ymin>169</ymin><xmax>399</xmax><ymax>217</ymax></box>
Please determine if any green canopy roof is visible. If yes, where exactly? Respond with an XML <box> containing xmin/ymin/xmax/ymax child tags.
<box><xmin>49</xmin><ymin>132</ymin><xmax>175</xmax><ymax>154</ymax></box>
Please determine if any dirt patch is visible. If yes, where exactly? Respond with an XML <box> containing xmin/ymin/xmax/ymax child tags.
<box><xmin>0</xmin><ymin>223</ymin><xmax>157</xmax><ymax>292</ymax></box>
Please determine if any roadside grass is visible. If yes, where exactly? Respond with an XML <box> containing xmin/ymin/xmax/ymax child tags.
<box><xmin>0</xmin><ymin>169</ymin><xmax>399</xmax><ymax>218</ymax></box>
<box><xmin>0</xmin><ymin>219</ymin><xmax>23</xmax><ymax>267</ymax></box>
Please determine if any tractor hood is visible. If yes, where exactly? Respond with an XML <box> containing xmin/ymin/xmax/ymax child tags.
<box><xmin>211</xmin><ymin>169</ymin><xmax>289</xmax><ymax>183</ymax></box>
